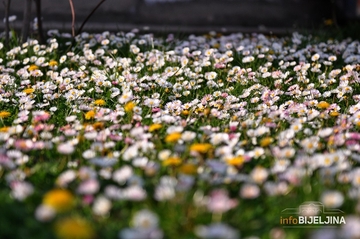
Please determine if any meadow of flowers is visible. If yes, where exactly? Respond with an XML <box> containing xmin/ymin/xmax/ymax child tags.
<box><xmin>0</xmin><ymin>29</ymin><xmax>360</xmax><ymax>239</ymax></box>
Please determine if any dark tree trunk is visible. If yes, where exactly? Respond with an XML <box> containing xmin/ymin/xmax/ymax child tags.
<box><xmin>21</xmin><ymin>0</ymin><xmax>32</xmax><ymax>43</ymax></box>
<box><xmin>4</xmin><ymin>0</ymin><xmax>11</xmax><ymax>47</ymax></box>
<box><xmin>34</xmin><ymin>0</ymin><xmax>45</xmax><ymax>44</ymax></box>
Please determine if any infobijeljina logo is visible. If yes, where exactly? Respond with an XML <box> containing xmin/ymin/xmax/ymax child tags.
<box><xmin>280</xmin><ymin>201</ymin><xmax>346</xmax><ymax>228</ymax></box>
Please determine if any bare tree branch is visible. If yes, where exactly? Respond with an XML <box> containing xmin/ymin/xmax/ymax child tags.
<box><xmin>69</xmin><ymin>0</ymin><xmax>76</xmax><ymax>37</ymax></box>
<box><xmin>76</xmin><ymin>0</ymin><xmax>106</xmax><ymax>36</ymax></box>
<box><xmin>4</xmin><ymin>0</ymin><xmax>11</xmax><ymax>47</ymax></box>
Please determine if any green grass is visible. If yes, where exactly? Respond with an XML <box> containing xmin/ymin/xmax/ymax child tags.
<box><xmin>0</xmin><ymin>27</ymin><xmax>359</xmax><ymax>239</ymax></box>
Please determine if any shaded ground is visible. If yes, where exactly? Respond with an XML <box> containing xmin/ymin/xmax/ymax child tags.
<box><xmin>0</xmin><ymin>0</ymin><xmax>334</xmax><ymax>34</ymax></box>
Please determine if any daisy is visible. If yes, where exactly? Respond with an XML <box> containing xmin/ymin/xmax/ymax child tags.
<box><xmin>92</xmin><ymin>196</ymin><xmax>112</xmax><ymax>216</ymax></box>
<box><xmin>204</xmin><ymin>71</ymin><xmax>217</xmax><ymax>80</ymax></box>
<box><xmin>300</xmin><ymin>136</ymin><xmax>319</xmax><ymax>154</ymax></box>
<box><xmin>131</xmin><ymin>209</ymin><xmax>159</xmax><ymax>230</ymax></box>
<box><xmin>210</xmin><ymin>133</ymin><xmax>229</xmax><ymax>145</ymax></box>
<box><xmin>154</xmin><ymin>184</ymin><xmax>175</xmax><ymax>201</ymax></box>
<box><xmin>118</xmin><ymin>90</ymin><xmax>133</xmax><ymax>104</ymax></box>
<box><xmin>56</xmin><ymin>170</ymin><xmax>77</xmax><ymax>187</ymax></box>
<box><xmin>240</xmin><ymin>184</ymin><xmax>260</xmax><ymax>199</ymax></box>
<box><xmin>272</xmin><ymin>159</ymin><xmax>291</xmax><ymax>174</ymax></box>
<box><xmin>320</xmin><ymin>190</ymin><xmax>344</xmax><ymax>208</ymax></box>
<box><xmin>35</xmin><ymin>204</ymin><xmax>56</xmax><ymax>222</ymax></box>
<box><xmin>77</xmin><ymin>179</ymin><xmax>100</xmax><ymax>195</ymax></box>
<box><xmin>194</xmin><ymin>223</ymin><xmax>239</xmax><ymax>239</ymax></box>
<box><xmin>206</xmin><ymin>189</ymin><xmax>238</xmax><ymax>213</ymax></box>
<box><xmin>10</xmin><ymin>181</ymin><xmax>34</xmax><ymax>201</ymax></box>
<box><xmin>144</xmin><ymin>98</ymin><xmax>160</xmax><ymax>108</ymax></box>
<box><xmin>250</xmin><ymin>166</ymin><xmax>269</xmax><ymax>184</ymax></box>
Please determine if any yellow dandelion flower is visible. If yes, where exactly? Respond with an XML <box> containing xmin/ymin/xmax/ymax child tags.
<box><xmin>162</xmin><ymin>156</ymin><xmax>182</xmax><ymax>167</ymax></box>
<box><xmin>189</xmin><ymin>143</ymin><xmax>213</xmax><ymax>154</ymax></box>
<box><xmin>203</xmin><ymin>108</ymin><xmax>211</xmax><ymax>116</ymax></box>
<box><xmin>54</xmin><ymin>217</ymin><xmax>95</xmax><ymax>239</ymax></box>
<box><xmin>82</xmin><ymin>123</ymin><xmax>90</xmax><ymax>128</ymax></box>
<box><xmin>179</xmin><ymin>163</ymin><xmax>198</xmax><ymax>175</ymax></box>
<box><xmin>28</xmin><ymin>64</ymin><xmax>39</xmax><ymax>71</ymax></box>
<box><xmin>165</xmin><ymin>132</ymin><xmax>182</xmax><ymax>143</ymax></box>
<box><xmin>43</xmin><ymin>189</ymin><xmax>75</xmax><ymax>213</ymax></box>
<box><xmin>324</xmin><ymin>19</ymin><xmax>333</xmax><ymax>26</ymax></box>
<box><xmin>226</xmin><ymin>156</ymin><xmax>245</xmax><ymax>166</ymax></box>
<box><xmin>85</xmin><ymin>110</ymin><xmax>96</xmax><ymax>120</ymax></box>
<box><xmin>241</xmin><ymin>122</ymin><xmax>247</xmax><ymax>128</ymax></box>
<box><xmin>148</xmin><ymin>123</ymin><xmax>162</xmax><ymax>132</ymax></box>
<box><xmin>0</xmin><ymin>111</ymin><xmax>11</xmax><ymax>119</ymax></box>
<box><xmin>327</xmin><ymin>135</ymin><xmax>335</xmax><ymax>146</ymax></box>
<box><xmin>49</xmin><ymin>60</ymin><xmax>58</xmax><ymax>67</ymax></box>
<box><xmin>240</xmin><ymin>140</ymin><xmax>248</xmax><ymax>146</ymax></box>
<box><xmin>260</xmin><ymin>137</ymin><xmax>273</xmax><ymax>147</ymax></box>
<box><xmin>23</xmin><ymin>88</ymin><xmax>35</xmax><ymax>94</ymax></box>
<box><xmin>0</xmin><ymin>126</ymin><xmax>9</xmax><ymax>132</ymax></box>
<box><xmin>195</xmin><ymin>107</ymin><xmax>204</xmax><ymax>114</ymax></box>
<box><xmin>92</xmin><ymin>122</ymin><xmax>104</xmax><ymax>130</ymax></box>
<box><xmin>357</xmin><ymin>121</ymin><xmax>360</xmax><ymax>127</ymax></box>
<box><xmin>181</xmin><ymin>110</ymin><xmax>190</xmax><ymax>116</ymax></box>
<box><xmin>94</xmin><ymin>99</ymin><xmax>106</xmax><ymax>106</ymax></box>
<box><xmin>317</xmin><ymin>101</ymin><xmax>330</xmax><ymax>109</ymax></box>
<box><xmin>124</xmin><ymin>101</ymin><xmax>136</xmax><ymax>113</ymax></box>
<box><xmin>329</xmin><ymin>111</ymin><xmax>340</xmax><ymax>117</ymax></box>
